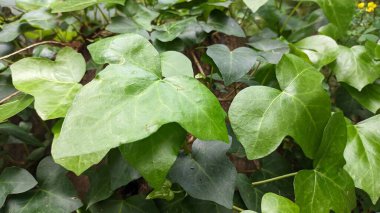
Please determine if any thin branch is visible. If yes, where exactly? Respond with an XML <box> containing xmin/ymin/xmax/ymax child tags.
<box><xmin>280</xmin><ymin>1</ymin><xmax>302</xmax><ymax>34</ymax></box>
<box><xmin>190</xmin><ymin>51</ymin><xmax>206</xmax><ymax>76</ymax></box>
<box><xmin>232</xmin><ymin>205</ymin><xmax>245</xmax><ymax>212</ymax></box>
<box><xmin>252</xmin><ymin>172</ymin><xmax>297</xmax><ymax>186</ymax></box>
<box><xmin>0</xmin><ymin>41</ymin><xmax>67</xmax><ymax>61</ymax></box>
<box><xmin>0</xmin><ymin>91</ymin><xmax>21</xmax><ymax>105</ymax></box>
<box><xmin>96</xmin><ymin>4</ymin><xmax>110</xmax><ymax>25</ymax></box>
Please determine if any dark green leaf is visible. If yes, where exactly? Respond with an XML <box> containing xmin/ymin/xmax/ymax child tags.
<box><xmin>90</xmin><ymin>195</ymin><xmax>159</xmax><ymax>213</ymax></box>
<box><xmin>169</xmin><ymin>139</ymin><xmax>237</xmax><ymax>208</ymax></box>
<box><xmin>205</xmin><ymin>10</ymin><xmax>245</xmax><ymax>37</ymax></box>
<box><xmin>119</xmin><ymin>123</ymin><xmax>186</xmax><ymax>189</ymax></box>
<box><xmin>344</xmin><ymin>82</ymin><xmax>380</xmax><ymax>114</ymax></box>
<box><xmin>0</xmin><ymin>167</ymin><xmax>37</xmax><ymax>207</ymax></box>
<box><xmin>206</xmin><ymin>44</ymin><xmax>257</xmax><ymax>85</ymax></box>
<box><xmin>5</xmin><ymin>157</ymin><xmax>83</xmax><ymax>212</ymax></box>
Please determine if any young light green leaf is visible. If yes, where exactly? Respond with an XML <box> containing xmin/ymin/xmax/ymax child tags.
<box><xmin>295</xmin><ymin>113</ymin><xmax>356</xmax><ymax>213</ymax></box>
<box><xmin>333</xmin><ymin>45</ymin><xmax>380</xmax><ymax>91</ymax></box>
<box><xmin>90</xmin><ymin>195</ymin><xmax>159</xmax><ymax>213</ymax></box>
<box><xmin>0</xmin><ymin>21</ymin><xmax>22</xmax><ymax>43</ymax></box>
<box><xmin>22</xmin><ymin>9</ymin><xmax>56</xmax><ymax>30</ymax></box>
<box><xmin>10</xmin><ymin>47</ymin><xmax>86</xmax><ymax>120</ymax></box>
<box><xmin>52</xmin><ymin>64</ymin><xmax>228</xmax><ymax>175</ymax></box>
<box><xmin>344</xmin><ymin>115</ymin><xmax>380</xmax><ymax>204</ymax></box>
<box><xmin>119</xmin><ymin>123</ymin><xmax>186</xmax><ymax>189</ymax></box>
<box><xmin>243</xmin><ymin>0</ymin><xmax>269</xmax><ymax>13</ymax></box>
<box><xmin>229</xmin><ymin>54</ymin><xmax>330</xmax><ymax>160</ymax></box>
<box><xmin>0</xmin><ymin>94</ymin><xmax>33</xmax><ymax>122</ymax></box>
<box><xmin>292</xmin><ymin>35</ymin><xmax>339</xmax><ymax>69</ymax></box>
<box><xmin>205</xmin><ymin>10</ymin><xmax>245</xmax><ymax>37</ymax></box>
<box><xmin>4</xmin><ymin>157</ymin><xmax>82</xmax><ymax>212</ymax></box>
<box><xmin>122</xmin><ymin>0</ymin><xmax>158</xmax><ymax>31</ymax></box>
<box><xmin>151</xmin><ymin>18</ymin><xmax>197</xmax><ymax>42</ymax></box>
<box><xmin>0</xmin><ymin>167</ymin><xmax>37</xmax><ymax>207</ymax></box>
<box><xmin>206</xmin><ymin>44</ymin><xmax>257</xmax><ymax>85</ymax></box>
<box><xmin>160</xmin><ymin>51</ymin><xmax>193</xmax><ymax>77</ymax></box>
<box><xmin>261</xmin><ymin>193</ymin><xmax>299</xmax><ymax>213</ymax></box>
<box><xmin>344</xmin><ymin>82</ymin><xmax>380</xmax><ymax>114</ymax></box>
<box><xmin>169</xmin><ymin>139</ymin><xmax>237</xmax><ymax>208</ymax></box>
<box><xmin>51</xmin><ymin>0</ymin><xmax>125</xmax><ymax>13</ymax></box>
<box><xmin>302</xmin><ymin>0</ymin><xmax>355</xmax><ymax>38</ymax></box>
<box><xmin>88</xmin><ymin>33</ymin><xmax>161</xmax><ymax>77</ymax></box>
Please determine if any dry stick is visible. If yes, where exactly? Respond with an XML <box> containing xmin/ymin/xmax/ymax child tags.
<box><xmin>252</xmin><ymin>172</ymin><xmax>298</xmax><ymax>186</ymax></box>
<box><xmin>0</xmin><ymin>91</ymin><xmax>21</xmax><ymax>104</ymax></box>
<box><xmin>190</xmin><ymin>51</ymin><xmax>206</xmax><ymax>76</ymax></box>
<box><xmin>0</xmin><ymin>40</ymin><xmax>67</xmax><ymax>61</ymax></box>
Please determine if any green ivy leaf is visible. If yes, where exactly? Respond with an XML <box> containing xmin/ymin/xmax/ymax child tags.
<box><xmin>0</xmin><ymin>167</ymin><xmax>37</xmax><ymax>207</ymax></box>
<box><xmin>344</xmin><ymin>82</ymin><xmax>380</xmax><ymax>114</ymax></box>
<box><xmin>0</xmin><ymin>123</ymin><xmax>42</xmax><ymax>146</ymax></box>
<box><xmin>86</xmin><ymin>149</ymin><xmax>140</xmax><ymax>208</ymax></box>
<box><xmin>295</xmin><ymin>113</ymin><xmax>356</xmax><ymax>212</ymax></box>
<box><xmin>0</xmin><ymin>93</ymin><xmax>33</xmax><ymax>122</ymax></box>
<box><xmin>119</xmin><ymin>123</ymin><xmax>186</xmax><ymax>189</ymax></box>
<box><xmin>10</xmin><ymin>47</ymin><xmax>86</xmax><ymax>120</ymax></box>
<box><xmin>205</xmin><ymin>10</ymin><xmax>245</xmax><ymax>37</ymax></box>
<box><xmin>152</xmin><ymin>18</ymin><xmax>197</xmax><ymax>42</ymax></box>
<box><xmin>5</xmin><ymin>157</ymin><xmax>83</xmax><ymax>212</ymax></box>
<box><xmin>160</xmin><ymin>51</ymin><xmax>193</xmax><ymax>77</ymax></box>
<box><xmin>87</xmin><ymin>33</ymin><xmax>161</xmax><ymax>77</ymax></box>
<box><xmin>303</xmin><ymin>0</ymin><xmax>355</xmax><ymax>38</ymax></box>
<box><xmin>16</xmin><ymin>0</ymin><xmax>56</xmax><ymax>10</ymax></box>
<box><xmin>229</xmin><ymin>54</ymin><xmax>330</xmax><ymax>159</ymax></box>
<box><xmin>261</xmin><ymin>193</ymin><xmax>299</xmax><ymax>213</ymax></box>
<box><xmin>333</xmin><ymin>45</ymin><xmax>380</xmax><ymax>91</ymax></box>
<box><xmin>123</xmin><ymin>0</ymin><xmax>158</xmax><ymax>31</ymax></box>
<box><xmin>0</xmin><ymin>21</ymin><xmax>22</xmax><ymax>43</ymax></box>
<box><xmin>22</xmin><ymin>9</ymin><xmax>56</xmax><ymax>30</ymax></box>
<box><xmin>292</xmin><ymin>35</ymin><xmax>339</xmax><ymax>69</ymax></box>
<box><xmin>51</xmin><ymin>0</ymin><xmax>125</xmax><ymax>13</ymax></box>
<box><xmin>242</xmin><ymin>0</ymin><xmax>269</xmax><ymax>13</ymax></box>
<box><xmin>90</xmin><ymin>195</ymin><xmax>159</xmax><ymax>213</ymax></box>
<box><xmin>248</xmin><ymin>39</ymin><xmax>289</xmax><ymax>64</ymax></box>
<box><xmin>365</xmin><ymin>40</ymin><xmax>380</xmax><ymax>60</ymax></box>
<box><xmin>52</xmin><ymin>53</ymin><xmax>227</xmax><ymax>174</ymax></box>
<box><xmin>344</xmin><ymin>115</ymin><xmax>380</xmax><ymax>204</ymax></box>
<box><xmin>169</xmin><ymin>139</ymin><xmax>237</xmax><ymax>208</ymax></box>
<box><xmin>206</xmin><ymin>44</ymin><xmax>257</xmax><ymax>86</ymax></box>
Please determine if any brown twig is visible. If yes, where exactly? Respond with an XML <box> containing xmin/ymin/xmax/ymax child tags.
<box><xmin>190</xmin><ymin>51</ymin><xmax>206</xmax><ymax>76</ymax></box>
<box><xmin>0</xmin><ymin>41</ymin><xmax>68</xmax><ymax>61</ymax></box>
<box><xmin>0</xmin><ymin>91</ymin><xmax>21</xmax><ymax>105</ymax></box>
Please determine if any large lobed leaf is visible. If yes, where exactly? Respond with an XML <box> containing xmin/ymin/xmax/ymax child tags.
<box><xmin>344</xmin><ymin>115</ymin><xmax>380</xmax><ymax>204</ymax></box>
<box><xmin>52</xmin><ymin>34</ymin><xmax>228</xmax><ymax>175</ymax></box>
<box><xmin>229</xmin><ymin>54</ymin><xmax>330</xmax><ymax>160</ymax></box>
<box><xmin>295</xmin><ymin>113</ymin><xmax>356</xmax><ymax>213</ymax></box>
<box><xmin>51</xmin><ymin>0</ymin><xmax>125</xmax><ymax>13</ymax></box>
<box><xmin>10</xmin><ymin>47</ymin><xmax>86</xmax><ymax>120</ymax></box>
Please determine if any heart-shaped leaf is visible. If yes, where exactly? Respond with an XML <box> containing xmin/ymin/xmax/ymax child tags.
<box><xmin>344</xmin><ymin>115</ymin><xmax>380</xmax><ymax>204</ymax></box>
<box><xmin>151</xmin><ymin>18</ymin><xmax>197</xmax><ymax>42</ymax></box>
<box><xmin>206</xmin><ymin>44</ymin><xmax>257</xmax><ymax>85</ymax></box>
<box><xmin>333</xmin><ymin>45</ymin><xmax>380</xmax><ymax>91</ymax></box>
<box><xmin>292</xmin><ymin>35</ymin><xmax>339</xmax><ymax>69</ymax></box>
<box><xmin>229</xmin><ymin>54</ymin><xmax>330</xmax><ymax>159</ymax></box>
<box><xmin>205</xmin><ymin>10</ymin><xmax>245</xmax><ymax>37</ymax></box>
<box><xmin>10</xmin><ymin>47</ymin><xmax>86</xmax><ymax>120</ymax></box>
<box><xmin>0</xmin><ymin>167</ymin><xmax>37</xmax><ymax>207</ymax></box>
<box><xmin>51</xmin><ymin>0</ymin><xmax>125</xmax><ymax>13</ymax></box>
<box><xmin>169</xmin><ymin>139</ymin><xmax>237</xmax><ymax>208</ymax></box>
<box><xmin>160</xmin><ymin>51</ymin><xmax>193</xmax><ymax>77</ymax></box>
<box><xmin>4</xmin><ymin>157</ymin><xmax>83</xmax><ymax>212</ymax></box>
<box><xmin>52</xmin><ymin>34</ymin><xmax>228</xmax><ymax>175</ymax></box>
<box><xmin>119</xmin><ymin>123</ymin><xmax>186</xmax><ymax>189</ymax></box>
<box><xmin>295</xmin><ymin>113</ymin><xmax>356</xmax><ymax>213</ymax></box>
<box><xmin>261</xmin><ymin>193</ymin><xmax>299</xmax><ymax>213</ymax></box>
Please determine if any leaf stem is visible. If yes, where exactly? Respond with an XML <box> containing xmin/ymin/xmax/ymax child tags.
<box><xmin>252</xmin><ymin>172</ymin><xmax>297</xmax><ymax>186</ymax></box>
<box><xmin>0</xmin><ymin>41</ymin><xmax>67</xmax><ymax>60</ymax></box>
<box><xmin>190</xmin><ymin>51</ymin><xmax>206</xmax><ymax>76</ymax></box>
<box><xmin>96</xmin><ymin>4</ymin><xmax>110</xmax><ymax>25</ymax></box>
<box><xmin>280</xmin><ymin>1</ymin><xmax>302</xmax><ymax>34</ymax></box>
<box><xmin>232</xmin><ymin>205</ymin><xmax>245</xmax><ymax>212</ymax></box>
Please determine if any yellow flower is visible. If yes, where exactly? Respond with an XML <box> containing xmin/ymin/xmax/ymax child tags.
<box><xmin>368</xmin><ymin>1</ymin><xmax>377</xmax><ymax>8</ymax></box>
<box><xmin>357</xmin><ymin>2</ymin><xmax>365</xmax><ymax>9</ymax></box>
<box><xmin>366</xmin><ymin>7</ymin><xmax>375</xmax><ymax>12</ymax></box>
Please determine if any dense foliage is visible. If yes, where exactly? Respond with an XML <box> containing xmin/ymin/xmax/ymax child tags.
<box><xmin>0</xmin><ymin>0</ymin><xmax>380</xmax><ymax>212</ymax></box>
